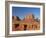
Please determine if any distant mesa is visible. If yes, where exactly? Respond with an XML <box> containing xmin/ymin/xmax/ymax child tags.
<box><xmin>12</xmin><ymin>13</ymin><xmax>39</xmax><ymax>22</ymax></box>
<box><xmin>12</xmin><ymin>16</ymin><xmax>21</xmax><ymax>21</ymax></box>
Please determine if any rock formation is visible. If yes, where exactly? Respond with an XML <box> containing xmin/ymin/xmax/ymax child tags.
<box><xmin>12</xmin><ymin>14</ymin><xmax>40</xmax><ymax>31</ymax></box>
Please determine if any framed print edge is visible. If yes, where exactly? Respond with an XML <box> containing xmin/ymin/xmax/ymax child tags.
<box><xmin>5</xmin><ymin>1</ymin><xmax>45</xmax><ymax>37</ymax></box>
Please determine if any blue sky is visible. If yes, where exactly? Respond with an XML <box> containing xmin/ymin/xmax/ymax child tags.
<box><xmin>12</xmin><ymin>7</ymin><xmax>40</xmax><ymax>20</ymax></box>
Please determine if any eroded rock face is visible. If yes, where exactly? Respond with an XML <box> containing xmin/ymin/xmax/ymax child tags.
<box><xmin>12</xmin><ymin>14</ymin><xmax>40</xmax><ymax>31</ymax></box>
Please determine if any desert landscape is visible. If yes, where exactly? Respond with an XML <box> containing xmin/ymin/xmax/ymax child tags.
<box><xmin>12</xmin><ymin>13</ymin><xmax>40</xmax><ymax>31</ymax></box>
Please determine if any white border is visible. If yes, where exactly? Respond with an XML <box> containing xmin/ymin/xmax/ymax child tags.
<box><xmin>9</xmin><ymin>4</ymin><xmax>43</xmax><ymax>34</ymax></box>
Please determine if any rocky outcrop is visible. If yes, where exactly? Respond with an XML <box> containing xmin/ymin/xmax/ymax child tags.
<box><xmin>12</xmin><ymin>14</ymin><xmax>40</xmax><ymax>31</ymax></box>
